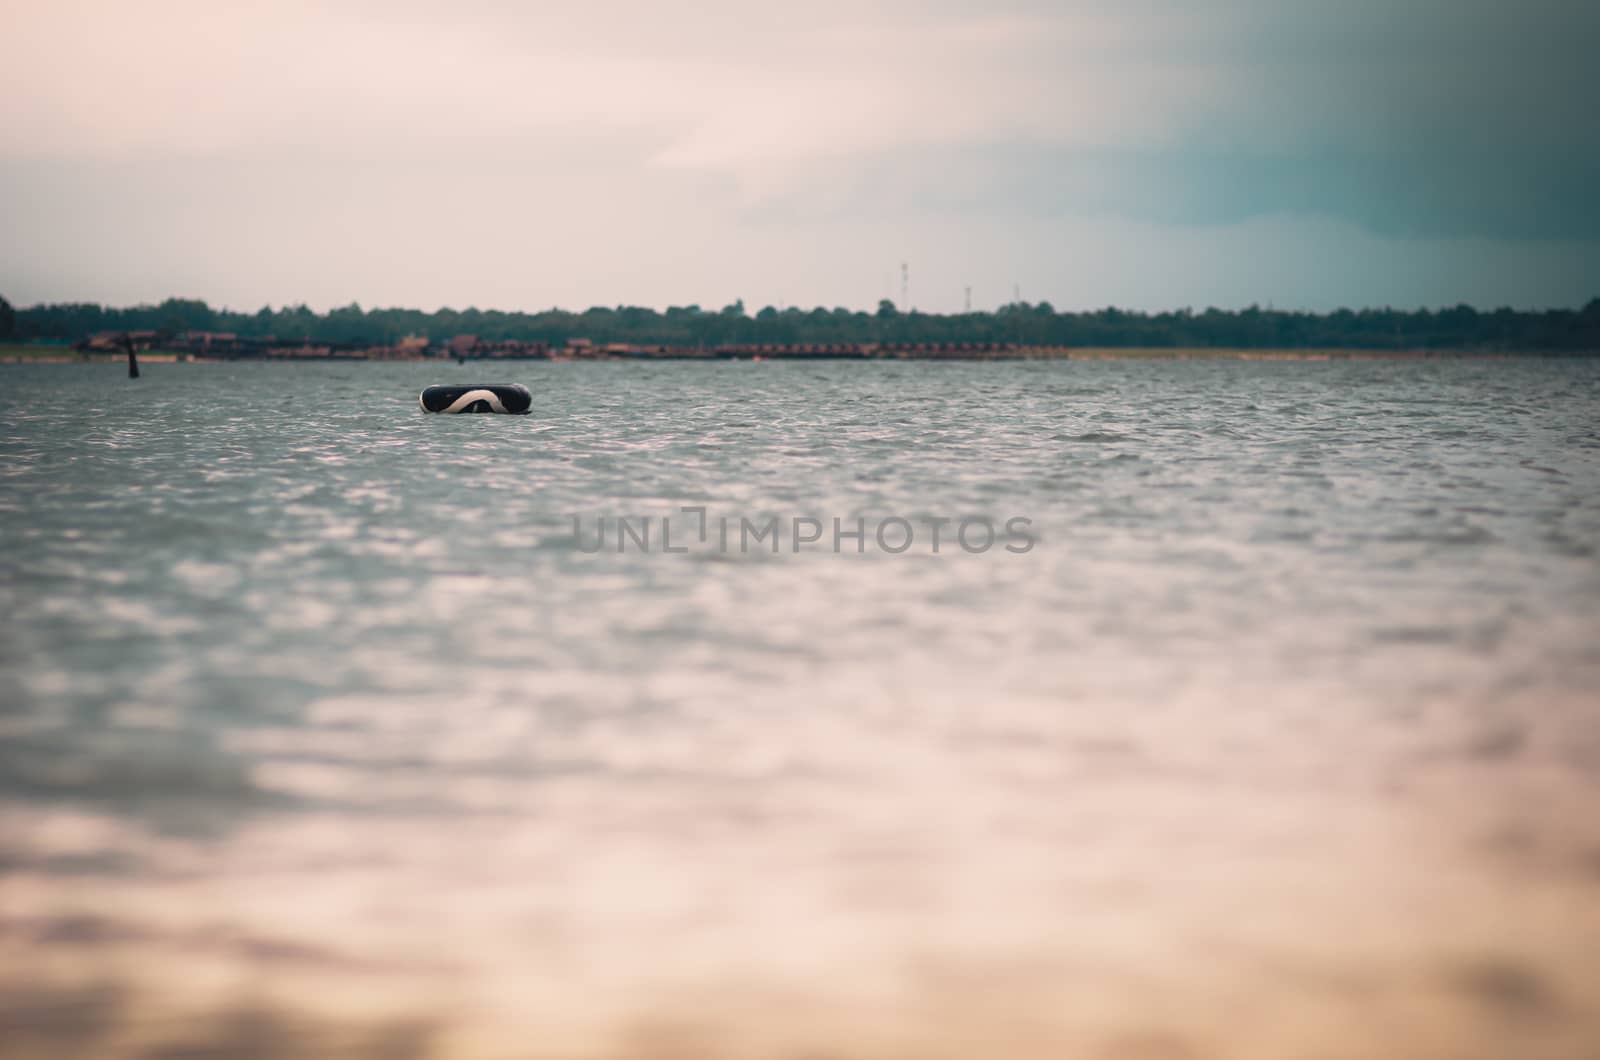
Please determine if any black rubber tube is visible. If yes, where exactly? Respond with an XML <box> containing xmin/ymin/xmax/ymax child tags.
<box><xmin>418</xmin><ymin>383</ymin><xmax>532</xmax><ymax>414</ymax></box>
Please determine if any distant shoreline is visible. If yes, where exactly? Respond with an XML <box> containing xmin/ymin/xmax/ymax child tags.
<box><xmin>11</xmin><ymin>296</ymin><xmax>1599</xmax><ymax>356</ymax></box>
<box><xmin>4</xmin><ymin>345</ymin><xmax>1596</xmax><ymax>364</ymax></box>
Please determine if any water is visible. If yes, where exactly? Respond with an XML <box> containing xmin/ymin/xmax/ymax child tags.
<box><xmin>2</xmin><ymin>359</ymin><xmax>1598</xmax><ymax>1059</ymax></box>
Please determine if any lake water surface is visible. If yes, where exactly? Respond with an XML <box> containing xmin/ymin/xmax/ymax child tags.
<box><xmin>2</xmin><ymin>359</ymin><xmax>1598</xmax><ymax>1059</ymax></box>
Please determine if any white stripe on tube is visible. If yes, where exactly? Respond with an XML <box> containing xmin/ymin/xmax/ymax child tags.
<box><xmin>439</xmin><ymin>389</ymin><xmax>508</xmax><ymax>413</ymax></box>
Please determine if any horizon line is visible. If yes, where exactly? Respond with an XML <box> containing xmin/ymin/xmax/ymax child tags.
<box><xmin>8</xmin><ymin>294</ymin><xmax>1600</xmax><ymax>318</ymax></box>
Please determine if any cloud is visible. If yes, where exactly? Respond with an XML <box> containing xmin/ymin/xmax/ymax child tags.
<box><xmin>735</xmin><ymin>141</ymin><xmax>1600</xmax><ymax>241</ymax></box>
<box><xmin>1</xmin><ymin>0</ymin><xmax>1596</xmax><ymax>307</ymax></box>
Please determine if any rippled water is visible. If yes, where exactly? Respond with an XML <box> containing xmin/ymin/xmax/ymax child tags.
<box><xmin>2</xmin><ymin>359</ymin><xmax>1599</xmax><ymax>1059</ymax></box>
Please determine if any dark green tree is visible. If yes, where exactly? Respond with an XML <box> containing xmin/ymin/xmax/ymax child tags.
<box><xmin>7</xmin><ymin>294</ymin><xmax>1600</xmax><ymax>351</ymax></box>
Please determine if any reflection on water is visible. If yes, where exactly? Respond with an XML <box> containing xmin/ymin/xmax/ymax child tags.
<box><xmin>2</xmin><ymin>359</ymin><xmax>1599</xmax><ymax>1059</ymax></box>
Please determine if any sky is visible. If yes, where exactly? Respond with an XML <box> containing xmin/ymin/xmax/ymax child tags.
<box><xmin>2</xmin><ymin>0</ymin><xmax>1597</xmax><ymax>314</ymax></box>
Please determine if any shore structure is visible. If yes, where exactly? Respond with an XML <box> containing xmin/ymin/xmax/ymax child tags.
<box><xmin>20</xmin><ymin>331</ymin><xmax>1568</xmax><ymax>364</ymax></box>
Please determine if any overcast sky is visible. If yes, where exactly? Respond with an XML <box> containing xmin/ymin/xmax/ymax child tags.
<box><xmin>3</xmin><ymin>0</ymin><xmax>1596</xmax><ymax>313</ymax></box>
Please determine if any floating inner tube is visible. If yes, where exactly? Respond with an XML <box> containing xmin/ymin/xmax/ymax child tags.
<box><xmin>419</xmin><ymin>383</ymin><xmax>532</xmax><ymax>414</ymax></box>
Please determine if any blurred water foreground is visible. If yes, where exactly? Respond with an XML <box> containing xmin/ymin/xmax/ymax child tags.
<box><xmin>2</xmin><ymin>358</ymin><xmax>1598</xmax><ymax>1059</ymax></box>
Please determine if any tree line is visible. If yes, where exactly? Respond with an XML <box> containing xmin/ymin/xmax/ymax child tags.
<box><xmin>3</xmin><ymin>294</ymin><xmax>1598</xmax><ymax>350</ymax></box>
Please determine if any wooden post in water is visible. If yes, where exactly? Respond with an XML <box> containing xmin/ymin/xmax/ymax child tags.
<box><xmin>121</xmin><ymin>334</ymin><xmax>140</xmax><ymax>379</ymax></box>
